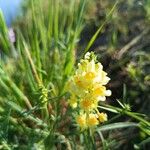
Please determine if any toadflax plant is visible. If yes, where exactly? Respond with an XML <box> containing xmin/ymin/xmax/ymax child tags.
<box><xmin>68</xmin><ymin>52</ymin><xmax>111</xmax><ymax>130</ymax></box>
<box><xmin>0</xmin><ymin>0</ymin><xmax>150</xmax><ymax>149</ymax></box>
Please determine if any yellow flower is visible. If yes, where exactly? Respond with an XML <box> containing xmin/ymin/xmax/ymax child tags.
<box><xmin>80</xmin><ymin>98</ymin><xmax>95</xmax><ymax>111</ymax></box>
<box><xmin>98</xmin><ymin>112</ymin><xmax>107</xmax><ymax>123</ymax></box>
<box><xmin>87</xmin><ymin>113</ymin><xmax>99</xmax><ymax>127</ymax></box>
<box><xmin>101</xmin><ymin>71</ymin><xmax>110</xmax><ymax>85</ymax></box>
<box><xmin>76</xmin><ymin>114</ymin><xmax>87</xmax><ymax>129</ymax></box>
<box><xmin>68</xmin><ymin>95</ymin><xmax>77</xmax><ymax>108</ymax></box>
<box><xmin>74</xmin><ymin>76</ymin><xmax>87</xmax><ymax>89</ymax></box>
<box><xmin>92</xmin><ymin>84</ymin><xmax>111</xmax><ymax>101</ymax></box>
<box><xmin>67</xmin><ymin>77</ymin><xmax>83</xmax><ymax>96</ymax></box>
<box><xmin>84</xmin><ymin>72</ymin><xmax>96</xmax><ymax>80</ymax></box>
<box><xmin>74</xmin><ymin>54</ymin><xmax>111</xmax><ymax>90</ymax></box>
<box><xmin>93</xmin><ymin>86</ymin><xmax>106</xmax><ymax>96</ymax></box>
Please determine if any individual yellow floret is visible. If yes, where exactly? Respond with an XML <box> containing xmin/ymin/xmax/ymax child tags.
<box><xmin>92</xmin><ymin>84</ymin><xmax>111</xmax><ymax>101</ymax></box>
<box><xmin>84</xmin><ymin>72</ymin><xmax>96</xmax><ymax>80</ymax></box>
<box><xmin>87</xmin><ymin>113</ymin><xmax>99</xmax><ymax>127</ymax></box>
<box><xmin>80</xmin><ymin>99</ymin><xmax>96</xmax><ymax>112</ymax></box>
<box><xmin>76</xmin><ymin>114</ymin><xmax>87</xmax><ymax>129</ymax></box>
<box><xmin>98</xmin><ymin>112</ymin><xmax>107</xmax><ymax>123</ymax></box>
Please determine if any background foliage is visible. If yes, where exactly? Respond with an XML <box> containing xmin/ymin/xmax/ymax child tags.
<box><xmin>0</xmin><ymin>0</ymin><xmax>150</xmax><ymax>149</ymax></box>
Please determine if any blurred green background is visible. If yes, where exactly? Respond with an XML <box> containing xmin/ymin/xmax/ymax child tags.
<box><xmin>0</xmin><ymin>0</ymin><xmax>150</xmax><ymax>149</ymax></box>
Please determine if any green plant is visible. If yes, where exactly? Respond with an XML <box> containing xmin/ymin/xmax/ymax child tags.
<box><xmin>0</xmin><ymin>0</ymin><xmax>149</xmax><ymax>149</ymax></box>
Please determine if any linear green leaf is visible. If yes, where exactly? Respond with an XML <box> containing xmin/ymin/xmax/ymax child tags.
<box><xmin>97</xmin><ymin>122</ymin><xmax>138</xmax><ymax>132</ymax></box>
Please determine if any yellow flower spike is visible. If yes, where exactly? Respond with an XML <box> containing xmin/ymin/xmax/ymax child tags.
<box><xmin>76</xmin><ymin>113</ymin><xmax>87</xmax><ymax>129</ymax></box>
<box><xmin>67</xmin><ymin>52</ymin><xmax>111</xmax><ymax>130</ymax></box>
<box><xmin>87</xmin><ymin>113</ymin><xmax>99</xmax><ymax>127</ymax></box>
<box><xmin>98</xmin><ymin>112</ymin><xmax>107</xmax><ymax>123</ymax></box>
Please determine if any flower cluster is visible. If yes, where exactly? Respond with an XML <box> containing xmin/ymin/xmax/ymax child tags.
<box><xmin>68</xmin><ymin>52</ymin><xmax>111</xmax><ymax>129</ymax></box>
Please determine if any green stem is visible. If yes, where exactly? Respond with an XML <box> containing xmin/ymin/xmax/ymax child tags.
<box><xmin>89</xmin><ymin>129</ymin><xmax>96</xmax><ymax>150</ymax></box>
<box><xmin>83</xmin><ymin>131</ymin><xmax>90</xmax><ymax>149</ymax></box>
<box><xmin>99</xmin><ymin>104</ymin><xmax>150</xmax><ymax>127</ymax></box>
<box><xmin>84</xmin><ymin>0</ymin><xmax>119</xmax><ymax>54</ymax></box>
